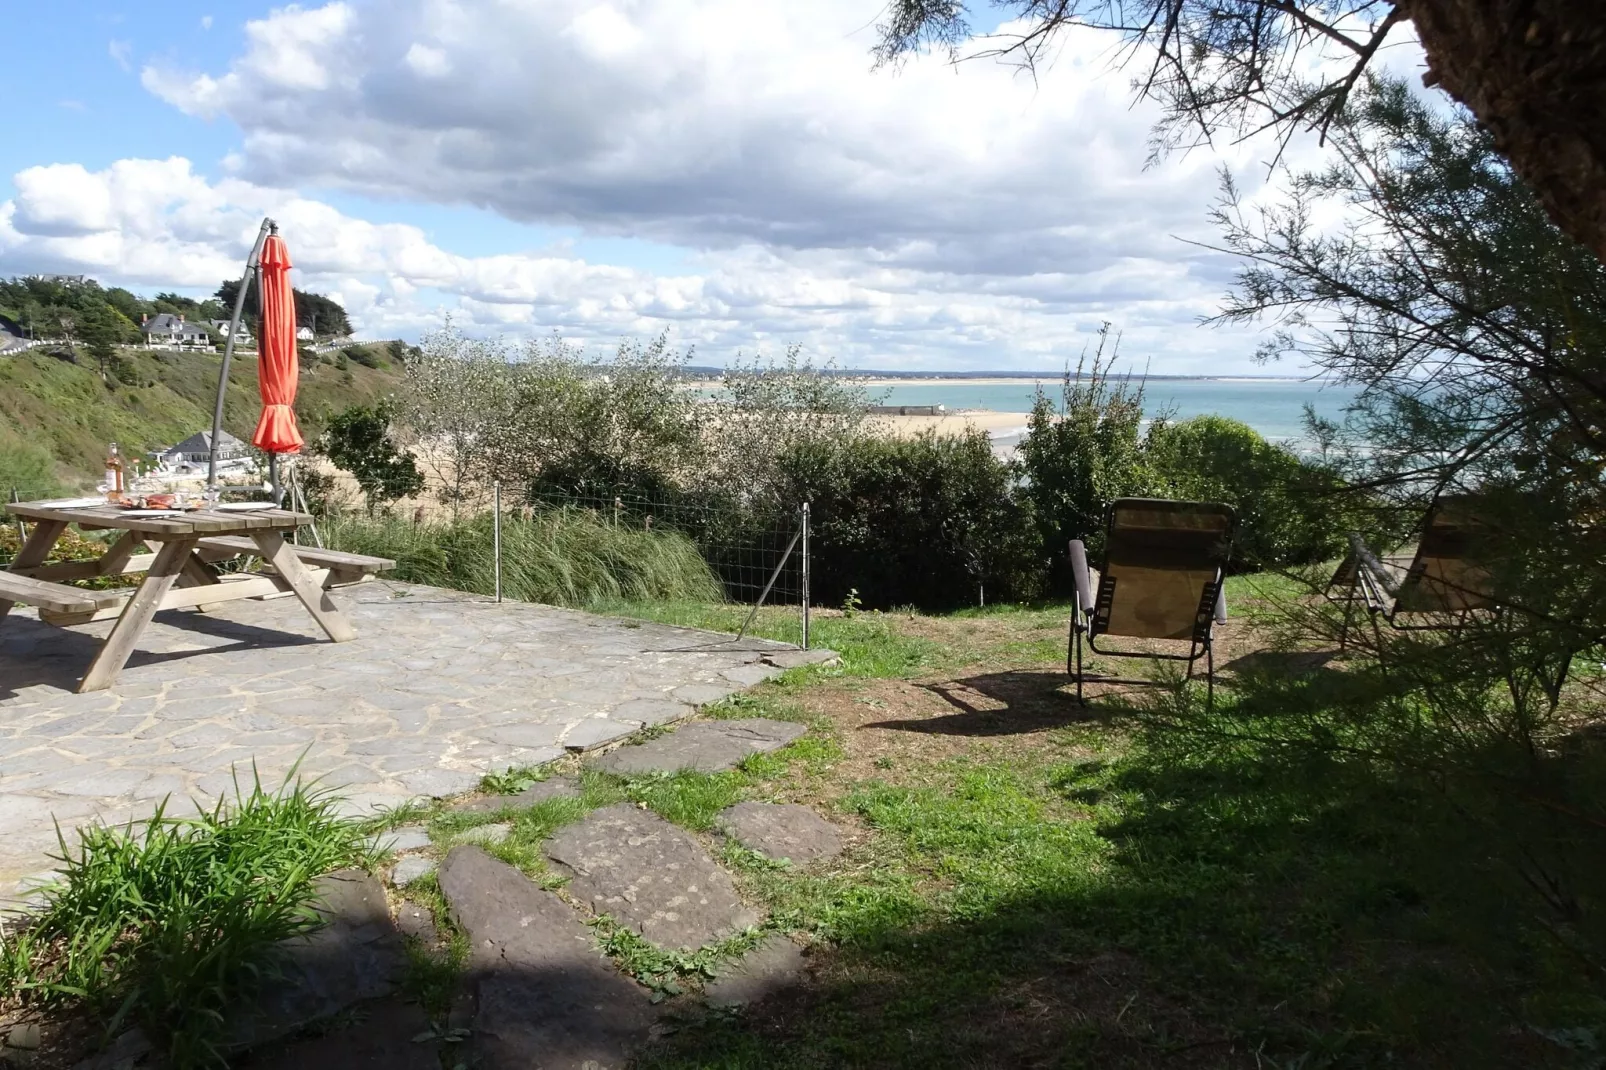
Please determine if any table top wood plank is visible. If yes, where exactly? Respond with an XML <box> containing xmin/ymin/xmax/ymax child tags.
<box><xmin>5</xmin><ymin>501</ymin><xmax>311</xmax><ymax>536</ymax></box>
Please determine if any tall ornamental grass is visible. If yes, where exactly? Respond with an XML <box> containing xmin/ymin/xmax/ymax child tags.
<box><xmin>323</xmin><ymin>505</ymin><xmax>725</xmax><ymax>606</ymax></box>
<box><xmin>0</xmin><ymin>771</ymin><xmax>373</xmax><ymax>1068</ymax></box>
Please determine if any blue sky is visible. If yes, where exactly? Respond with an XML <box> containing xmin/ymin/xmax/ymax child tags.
<box><xmin>2</xmin><ymin>1</ymin><xmax>695</xmax><ymax>267</ymax></box>
<box><xmin>0</xmin><ymin>0</ymin><xmax>1350</xmax><ymax>371</ymax></box>
<box><xmin>4</xmin><ymin>3</ymin><xmax>235</xmax><ymax>180</ymax></box>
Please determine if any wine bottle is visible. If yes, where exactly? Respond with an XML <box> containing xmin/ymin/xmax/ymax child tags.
<box><xmin>105</xmin><ymin>442</ymin><xmax>126</xmax><ymax>502</ymax></box>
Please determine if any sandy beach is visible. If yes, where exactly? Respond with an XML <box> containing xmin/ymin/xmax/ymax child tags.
<box><xmin>860</xmin><ymin>377</ymin><xmax>1054</xmax><ymax>388</ymax></box>
<box><xmin>876</xmin><ymin>410</ymin><xmax>1031</xmax><ymax>439</ymax></box>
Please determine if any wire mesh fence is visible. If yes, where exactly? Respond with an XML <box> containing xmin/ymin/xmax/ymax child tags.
<box><xmin>521</xmin><ymin>488</ymin><xmax>801</xmax><ymax>602</ymax></box>
<box><xmin>517</xmin><ymin>487</ymin><xmax>811</xmax><ymax>646</ymax></box>
<box><xmin>4</xmin><ymin>483</ymin><xmax>67</xmax><ymax>559</ymax></box>
<box><xmin>2</xmin><ymin>478</ymin><xmax>815</xmax><ymax>646</ymax></box>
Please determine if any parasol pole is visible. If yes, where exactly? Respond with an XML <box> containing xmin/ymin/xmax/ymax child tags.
<box><xmin>208</xmin><ymin>217</ymin><xmax>275</xmax><ymax>493</ymax></box>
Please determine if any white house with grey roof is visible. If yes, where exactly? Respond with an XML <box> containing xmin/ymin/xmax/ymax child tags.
<box><xmin>158</xmin><ymin>430</ymin><xmax>254</xmax><ymax>475</ymax></box>
<box><xmin>209</xmin><ymin>319</ymin><xmax>254</xmax><ymax>347</ymax></box>
<box><xmin>140</xmin><ymin>313</ymin><xmax>212</xmax><ymax>350</ymax></box>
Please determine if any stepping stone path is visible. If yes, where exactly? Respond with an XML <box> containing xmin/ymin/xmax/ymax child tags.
<box><xmin>705</xmin><ymin>934</ymin><xmax>808</xmax><ymax>1008</ymax></box>
<box><xmin>547</xmin><ymin>804</ymin><xmax>759</xmax><ymax>948</ymax></box>
<box><xmin>395</xmin><ymin>899</ymin><xmax>439</xmax><ymax>945</ymax></box>
<box><xmin>716</xmin><ymin>802</ymin><xmax>844</xmax><ymax>863</ymax></box>
<box><xmin>593</xmin><ymin>718</ymin><xmax>807</xmax><ymax>775</ymax></box>
<box><xmin>439</xmin><ymin>845</ymin><xmax>654</xmax><ymax>1070</ymax></box>
<box><xmin>390</xmin><ymin>855</ymin><xmax>436</xmax><ymax>887</ymax></box>
<box><xmin>454</xmin><ymin>776</ymin><xmax>581</xmax><ymax>813</ymax></box>
<box><xmin>373</xmin><ymin>825</ymin><xmax>431</xmax><ymax>853</ymax></box>
<box><xmin>763</xmin><ymin>648</ymin><xmax>842</xmax><ymax>670</ymax></box>
<box><xmin>225</xmin><ymin>870</ymin><xmax>405</xmax><ymax>1051</ymax></box>
<box><xmin>456</xmin><ymin>821</ymin><xmax>512</xmax><ymax>846</ymax></box>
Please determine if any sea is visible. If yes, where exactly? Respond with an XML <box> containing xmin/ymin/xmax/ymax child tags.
<box><xmin>869</xmin><ymin>377</ymin><xmax>1358</xmax><ymax>449</ymax></box>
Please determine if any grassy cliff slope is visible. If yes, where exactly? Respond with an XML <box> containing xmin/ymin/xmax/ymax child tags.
<box><xmin>0</xmin><ymin>346</ymin><xmax>404</xmax><ymax>491</ymax></box>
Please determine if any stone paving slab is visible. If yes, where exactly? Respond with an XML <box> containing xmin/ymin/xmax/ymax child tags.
<box><xmin>395</xmin><ymin>899</ymin><xmax>440</xmax><ymax>946</ymax></box>
<box><xmin>0</xmin><ymin>581</ymin><xmax>798</xmax><ymax>903</ymax></box>
<box><xmin>716</xmin><ymin>802</ymin><xmax>844</xmax><ymax>863</ymax></box>
<box><xmin>373</xmin><ymin>825</ymin><xmax>431</xmax><ymax>853</ymax></box>
<box><xmin>390</xmin><ymin>855</ymin><xmax>436</xmax><ymax>887</ymax></box>
<box><xmin>439</xmin><ymin>845</ymin><xmax>654</xmax><ymax>1070</ymax></box>
<box><xmin>546</xmin><ymin>803</ymin><xmax>760</xmax><ymax>949</ymax></box>
<box><xmin>592</xmin><ymin>718</ymin><xmax>808</xmax><ymax>775</ymax></box>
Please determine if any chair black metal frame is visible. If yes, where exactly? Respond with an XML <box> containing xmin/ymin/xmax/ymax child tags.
<box><xmin>1067</xmin><ymin>498</ymin><xmax>1236</xmax><ymax>707</ymax></box>
<box><xmin>1329</xmin><ymin>496</ymin><xmax>1496</xmax><ymax>651</ymax></box>
<box><xmin>1329</xmin><ymin>496</ymin><xmax>1578</xmax><ymax>707</ymax></box>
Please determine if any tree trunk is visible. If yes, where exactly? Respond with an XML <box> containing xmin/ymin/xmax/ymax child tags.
<box><xmin>1399</xmin><ymin>0</ymin><xmax>1606</xmax><ymax>262</ymax></box>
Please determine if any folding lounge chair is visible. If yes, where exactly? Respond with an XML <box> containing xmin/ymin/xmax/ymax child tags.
<box><xmin>1329</xmin><ymin>495</ymin><xmax>1495</xmax><ymax>649</ymax></box>
<box><xmin>1067</xmin><ymin>498</ymin><xmax>1236</xmax><ymax>705</ymax></box>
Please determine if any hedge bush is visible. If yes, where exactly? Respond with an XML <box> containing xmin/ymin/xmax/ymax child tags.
<box><xmin>778</xmin><ymin>429</ymin><xmax>1043</xmax><ymax>611</ymax></box>
<box><xmin>1144</xmin><ymin>415</ymin><xmax>1352</xmax><ymax>568</ymax></box>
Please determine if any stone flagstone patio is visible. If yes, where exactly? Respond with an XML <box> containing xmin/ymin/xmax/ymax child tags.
<box><xmin>0</xmin><ymin>579</ymin><xmax>814</xmax><ymax>904</ymax></box>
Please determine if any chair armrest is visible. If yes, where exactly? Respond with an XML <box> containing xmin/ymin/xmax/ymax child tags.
<box><xmin>1348</xmin><ymin>532</ymin><xmax>1400</xmax><ymax>598</ymax></box>
<box><xmin>1068</xmin><ymin>540</ymin><xmax>1095</xmax><ymax>614</ymax></box>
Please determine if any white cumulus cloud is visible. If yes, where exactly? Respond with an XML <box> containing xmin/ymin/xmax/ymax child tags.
<box><xmin>140</xmin><ymin>0</ymin><xmax>1273</xmax><ymax>273</ymax></box>
<box><xmin>0</xmin><ymin>156</ymin><xmax>1261</xmax><ymax>369</ymax></box>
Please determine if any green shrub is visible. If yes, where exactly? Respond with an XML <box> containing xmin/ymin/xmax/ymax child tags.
<box><xmin>1016</xmin><ymin>336</ymin><xmax>1152</xmax><ymax>593</ymax></box>
<box><xmin>1144</xmin><ymin>415</ymin><xmax>1352</xmax><ymax>568</ymax></box>
<box><xmin>320</xmin><ymin>402</ymin><xmax>424</xmax><ymax>513</ymax></box>
<box><xmin>341</xmin><ymin>344</ymin><xmax>380</xmax><ymax>369</ymax></box>
<box><xmin>1</xmin><ymin>772</ymin><xmax>372</xmax><ymax>1068</ymax></box>
<box><xmin>322</xmin><ymin>507</ymin><xmax>724</xmax><ymax>606</ymax></box>
<box><xmin>778</xmin><ymin>429</ymin><xmax>1042</xmax><ymax>610</ymax></box>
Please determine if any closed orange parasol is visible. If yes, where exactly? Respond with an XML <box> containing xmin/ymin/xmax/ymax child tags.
<box><xmin>251</xmin><ymin>232</ymin><xmax>305</xmax><ymax>455</ymax></box>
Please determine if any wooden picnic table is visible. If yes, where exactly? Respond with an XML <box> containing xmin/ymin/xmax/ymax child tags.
<box><xmin>1</xmin><ymin>498</ymin><xmax>355</xmax><ymax>692</ymax></box>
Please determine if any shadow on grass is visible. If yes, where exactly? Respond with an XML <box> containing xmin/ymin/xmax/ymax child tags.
<box><xmin>640</xmin><ymin>698</ymin><xmax>1606</xmax><ymax>1069</ymax></box>
<box><xmin>1219</xmin><ymin>648</ymin><xmax>1340</xmax><ymax>678</ymax></box>
<box><xmin>857</xmin><ymin>670</ymin><xmax>1143</xmax><ymax>736</ymax></box>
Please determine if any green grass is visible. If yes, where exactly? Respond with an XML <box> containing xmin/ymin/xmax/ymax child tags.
<box><xmin>0</xmin><ymin>347</ymin><xmax>403</xmax><ymax>486</ymax></box>
<box><xmin>640</xmin><ymin>721</ymin><xmax>1602</xmax><ymax>1067</ymax></box>
<box><xmin>596</xmin><ymin>599</ymin><xmax>942</xmax><ymax>678</ymax></box>
<box><xmin>593</xmin><ymin>916</ymin><xmax>765</xmax><ymax>1000</ymax></box>
<box><xmin>4</xmin><ymin>568</ymin><xmax>1579</xmax><ymax>1067</ymax></box>
<box><xmin>621</xmin><ymin>591</ymin><xmax>1606</xmax><ymax>1069</ymax></box>
<box><xmin>0</xmin><ymin>770</ymin><xmax>374</xmax><ymax>1069</ymax></box>
<box><xmin>323</xmin><ymin>509</ymin><xmax>726</xmax><ymax>607</ymax></box>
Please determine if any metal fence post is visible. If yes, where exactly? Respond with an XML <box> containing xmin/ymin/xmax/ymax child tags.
<box><xmin>9</xmin><ymin>487</ymin><xmax>26</xmax><ymax>542</ymax></box>
<box><xmin>493</xmin><ymin>480</ymin><xmax>503</xmax><ymax>604</ymax></box>
<box><xmin>801</xmin><ymin>501</ymin><xmax>811</xmax><ymax>650</ymax></box>
<box><xmin>735</xmin><ymin>523</ymin><xmax>802</xmax><ymax>643</ymax></box>
<box><xmin>288</xmin><ymin>463</ymin><xmax>324</xmax><ymax>548</ymax></box>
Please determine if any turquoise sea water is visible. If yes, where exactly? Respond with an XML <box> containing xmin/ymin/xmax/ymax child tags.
<box><xmin>871</xmin><ymin>378</ymin><xmax>1358</xmax><ymax>446</ymax></box>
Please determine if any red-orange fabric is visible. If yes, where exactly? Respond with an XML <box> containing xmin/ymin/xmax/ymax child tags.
<box><xmin>251</xmin><ymin>234</ymin><xmax>304</xmax><ymax>453</ymax></box>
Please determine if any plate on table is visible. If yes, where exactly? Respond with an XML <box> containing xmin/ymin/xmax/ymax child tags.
<box><xmin>118</xmin><ymin>509</ymin><xmax>183</xmax><ymax>518</ymax></box>
<box><xmin>211</xmin><ymin>501</ymin><xmax>276</xmax><ymax>512</ymax></box>
<box><xmin>34</xmin><ymin>497</ymin><xmax>109</xmax><ymax>509</ymax></box>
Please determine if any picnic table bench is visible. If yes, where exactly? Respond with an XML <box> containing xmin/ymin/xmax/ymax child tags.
<box><xmin>1</xmin><ymin>498</ymin><xmax>391</xmax><ymax>692</ymax></box>
<box><xmin>194</xmin><ymin>536</ymin><xmax>394</xmax><ymax>588</ymax></box>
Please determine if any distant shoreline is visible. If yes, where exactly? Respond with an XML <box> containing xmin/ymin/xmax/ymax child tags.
<box><xmin>689</xmin><ymin>371</ymin><xmax>1317</xmax><ymax>385</ymax></box>
<box><xmin>860</xmin><ymin>375</ymin><xmax>1312</xmax><ymax>386</ymax></box>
